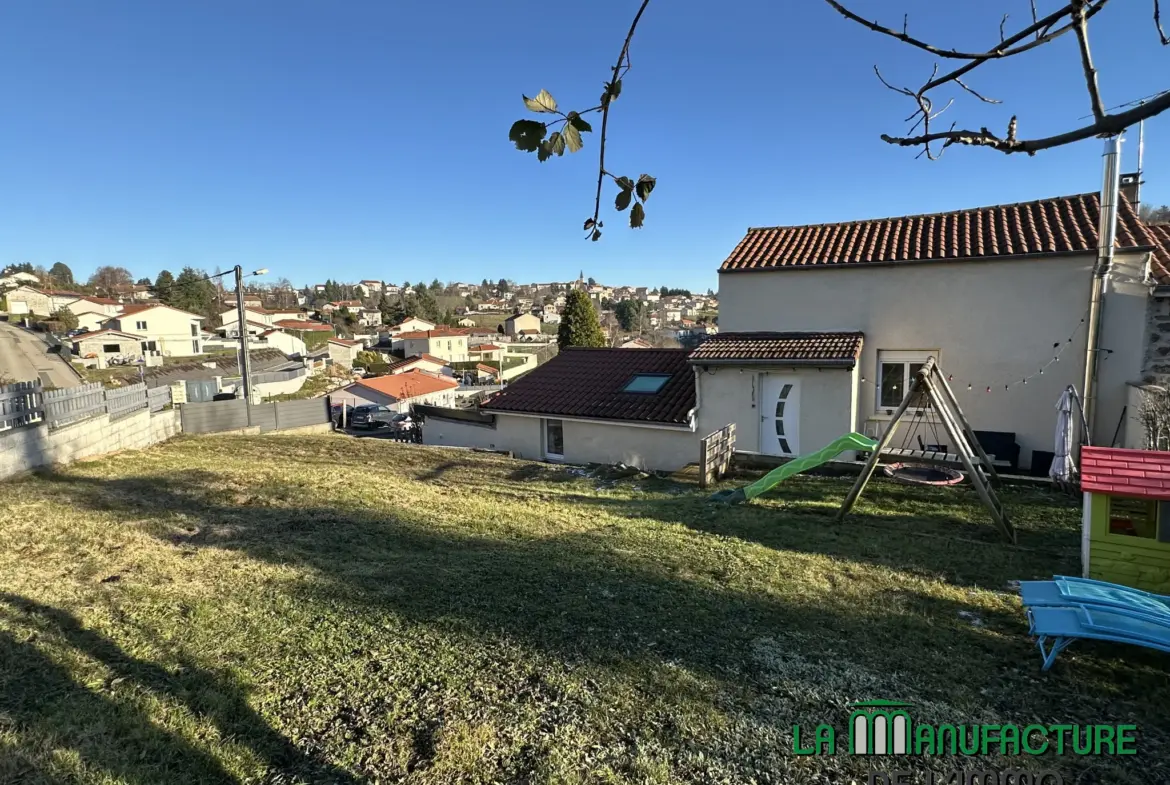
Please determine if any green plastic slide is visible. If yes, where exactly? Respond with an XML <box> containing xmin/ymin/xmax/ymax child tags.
<box><xmin>708</xmin><ymin>432</ymin><xmax>878</xmax><ymax>504</ymax></box>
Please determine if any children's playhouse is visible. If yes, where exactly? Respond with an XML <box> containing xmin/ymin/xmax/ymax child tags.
<box><xmin>1080</xmin><ymin>446</ymin><xmax>1170</xmax><ymax>593</ymax></box>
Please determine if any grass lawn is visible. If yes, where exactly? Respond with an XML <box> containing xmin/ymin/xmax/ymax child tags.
<box><xmin>1</xmin><ymin>437</ymin><xmax>1167</xmax><ymax>783</ymax></box>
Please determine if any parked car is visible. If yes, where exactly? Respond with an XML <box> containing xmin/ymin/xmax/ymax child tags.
<box><xmin>348</xmin><ymin>404</ymin><xmax>396</xmax><ymax>430</ymax></box>
<box><xmin>388</xmin><ymin>413</ymin><xmax>413</xmax><ymax>432</ymax></box>
<box><xmin>330</xmin><ymin>403</ymin><xmax>355</xmax><ymax>426</ymax></box>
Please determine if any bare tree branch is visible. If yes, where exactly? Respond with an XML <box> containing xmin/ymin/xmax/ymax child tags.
<box><xmin>1071</xmin><ymin>0</ymin><xmax>1106</xmax><ymax>121</ymax></box>
<box><xmin>1157</xmin><ymin>0</ymin><xmax>1170</xmax><ymax>44</ymax></box>
<box><xmin>823</xmin><ymin>0</ymin><xmax>1093</xmax><ymax>60</ymax></box>
<box><xmin>882</xmin><ymin>90</ymin><xmax>1170</xmax><ymax>154</ymax></box>
<box><xmin>954</xmin><ymin>77</ymin><xmax>1001</xmax><ymax>104</ymax></box>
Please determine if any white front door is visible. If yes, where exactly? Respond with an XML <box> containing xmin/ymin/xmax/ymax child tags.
<box><xmin>760</xmin><ymin>375</ymin><xmax>800</xmax><ymax>456</ymax></box>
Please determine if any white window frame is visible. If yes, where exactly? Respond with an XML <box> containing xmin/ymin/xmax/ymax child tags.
<box><xmin>875</xmin><ymin>350</ymin><xmax>939</xmax><ymax>415</ymax></box>
<box><xmin>543</xmin><ymin>418</ymin><xmax>565</xmax><ymax>461</ymax></box>
<box><xmin>135</xmin><ymin>320</ymin><xmax>147</xmax><ymax>330</ymax></box>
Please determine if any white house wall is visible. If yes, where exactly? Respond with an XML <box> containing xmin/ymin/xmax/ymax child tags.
<box><xmin>558</xmin><ymin>418</ymin><xmax>697</xmax><ymax>471</ymax></box>
<box><xmin>424</xmin><ymin>414</ymin><xmax>696</xmax><ymax>472</ymax></box>
<box><xmin>718</xmin><ymin>252</ymin><xmax>1148</xmax><ymax>467</ymax></box>
<box><xmin>695</xmin><ymin>366</ymin><xmax>856</xmax><ymax>454</ymax></box>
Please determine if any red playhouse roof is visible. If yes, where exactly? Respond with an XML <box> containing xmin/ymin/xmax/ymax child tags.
<box><xmin>1081</xmin><ymin>447</ymin><xmax>1170</xmax><ymax>500</ymax></box>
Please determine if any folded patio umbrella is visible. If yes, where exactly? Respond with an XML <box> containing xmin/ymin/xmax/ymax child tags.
<box><xmin>1050</xmin><ymin>386</ymin><xmax>1075</xmax><ymax>483</ymax></box>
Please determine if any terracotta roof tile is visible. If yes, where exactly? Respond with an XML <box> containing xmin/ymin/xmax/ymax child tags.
<box><xmin>688</xmin><ymin>332</ymin><xmax>863</xmax><ymax>366</ymax></box>
<box><xmin>1081</xmin><ymin>446</ymin><xmax>1170</xmax><ymax>500</ymax></box>
<box><xmin>397</xmin><ymin>327</ymin><xmax>472</xmax><ymax>340</ymax></box>
<box><xmin>722</xmin><ymin>192</ymin><xmax>1168</xmax><ymax>282</ymax></box>
<box><xmin>329</xmin><ymin>338</ymin><xmax>362</xmax><ymax>346</ymax></box>
<box><xmin>481</xmin><ymin>348</ymin><xmax>695</xmax><ymax>425</ymax></box>
<box><xmin>355</xmin><ymin>370</ymin><xmax>458</xmax><ymax>400</ymax></box>
<box><xmin>274</xmin><ymin>319</ymin><xmax>333</xmax><ymax>331</ymax></box>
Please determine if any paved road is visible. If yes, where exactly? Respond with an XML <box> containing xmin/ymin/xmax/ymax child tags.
<box><xmin>0</xmin><ymin>320</ymin><xmax>82</xmax><ymax>388</ymax></box>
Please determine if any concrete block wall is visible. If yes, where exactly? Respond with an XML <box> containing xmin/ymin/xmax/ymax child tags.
<box><xmin>0</xmin><ymin>408</ymin><xmax>182</xmax><ymax>481</ymax></box>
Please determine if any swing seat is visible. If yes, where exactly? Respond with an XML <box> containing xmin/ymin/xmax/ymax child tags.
<box><xmin>883</xmin><ymin>462</ymin><xmax>965</xmax><ymax>486</ymax></box>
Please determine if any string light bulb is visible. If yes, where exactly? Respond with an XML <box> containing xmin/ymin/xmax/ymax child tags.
<box><xmin>967</xmin><ymin>383</ymin><xmax>973</xmax><ymax>390</ymax></box>
<box><xmin>986</xmin><ymin>386</ymin><xmax>992</xmax><ymax>393</ymax></box>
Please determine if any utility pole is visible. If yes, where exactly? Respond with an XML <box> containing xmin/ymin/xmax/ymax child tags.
<box><xmin>234</xmin><ymin>266</ymin><xmax>253</xmax><ymax>404</ymax></box>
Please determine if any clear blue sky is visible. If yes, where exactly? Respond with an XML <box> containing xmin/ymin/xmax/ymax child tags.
<box><xmin>2</xmin><ymin>0</ymin><xmax>1165</xmax><ymax>292</ymax></box>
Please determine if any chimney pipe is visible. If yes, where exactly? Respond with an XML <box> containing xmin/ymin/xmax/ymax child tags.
<box><xmin>1082</xmin><ymin>135</ymin><xmax>1123</xmax><ymax>450</ymax></box>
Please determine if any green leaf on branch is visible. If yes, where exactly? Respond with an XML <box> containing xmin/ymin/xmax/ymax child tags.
<box><xmin>549</xmin><ymin>131</ymin><xmax>565</xmax><ymax>156</ymax></box>
<box><xmin>635</xmin><ymin>174</ymin><xmax>656</xmax><ymax>202</ymax></box>
<box><xmin>568</xmin><ymin>112</ymin><xmax>592</xmax><ymax>134</ymax></box>
<box><xmin>509</xmin><ymin>120</ymin><xmax>546</xmax><ymax>152</ymax></box>
<box><xmin>562</xmin><ymin>123</ymin><xmax>583</xmax><ymax>153</ymax></box>
<box><xmin>523</xmin><ymin>89</ymin><xmax>559</xmax><ymax>113</ymax></box>
<box><xmin>583</xmin><ymin>218</ymin><xmax>596</xmax><ymax>231</ymax></box>
<box><xmin>615</xmin><ymin>176</ymin><xmax>634</xmax><ymax>192</ymax></box>
<box><xmin>537</xmin><ymin>141</ymin><xmax>553</xmax><ymax>162</ymax></box>
<box><xmin>591</xmin><ymin>228</ymin><xmax>602</xmax><ymax>241</ymax></box>
<box><xmin>630</xmin><ymin>202</ymin><xmax>645</xmax><ymax>229</ymax></box>
<box><xmin>615</xmin><ymin>189</ymin><xmax>632</xmax><ymax>212</ymax></box>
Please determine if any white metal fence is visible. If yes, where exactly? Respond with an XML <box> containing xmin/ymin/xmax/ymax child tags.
<box><xmin>0</xmin><ymin>381</ymin><xmax>44</xmax><ymax>433</ymax></box>
<box><xmin>0</xmin><ymin>380</ymin><xmax>172</xmax><ymax>433</ymax></box>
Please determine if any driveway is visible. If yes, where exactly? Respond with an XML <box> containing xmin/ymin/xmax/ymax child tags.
<box><xmin>0</xmin><ymin>320</ymin><xmax>82</xmax><ymax>388</ymax></box>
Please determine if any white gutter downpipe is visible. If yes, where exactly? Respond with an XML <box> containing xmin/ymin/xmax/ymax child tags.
<box><xmin>1082</xmin><ymin>135</ymin><xmax>1123</xmax><ymax>451</ymax></box>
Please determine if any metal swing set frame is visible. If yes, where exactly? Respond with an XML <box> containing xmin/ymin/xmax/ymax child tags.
<box><xmin>836</xmin><ymin>357</ymin><xmax>1017</xmax><ymax>544</ymax></box>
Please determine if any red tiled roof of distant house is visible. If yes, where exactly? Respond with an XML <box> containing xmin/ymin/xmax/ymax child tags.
<box><xmin>688</xmin><ymin>332</ymin><xmax>864</xmax><ymax>367</ymax></box>
<box><xmin>274</xmin><ymin>319</ymin><xmax>334</xmax><ymax>331</ymax></box>
<box><xmin>721</xmin><ymin>192</ymin><xmax>1170</xmax><ymax>283</ymax></box>
<box><xmin>356</xmin><ymin>370</ymin><xmax>459</xmax><ymax>400</ymax></box>
<box><xmin>470</xmin><ymin>343</ymin><xmax>501</xmax><ymax>351</ymax></box>
<box><xmin>482</xmin><ymin>348</ymin><xmax>695</xmax><ymax>425</ymax></box>
<box><xmin>80</xmin><ymin>296</ymin><xmax>120</xmax><ymax>306</ymax></box>
<box><xmin>476</xmin><ymin>363</ymin><xmax>500</xmax><ymax>375</ymax></box>
<box><xmin>1080</xmin><ymin>447</ymin><xmax>1170</xmax><ymax>500</ymax></box>
<box><xmin>329</xmin><ymin>338</ymin><xmax>362</xmax><ymax>347</ymax></box>
<box><xmin>396</xmin><ymin>327</ymin><xmax>472</xmax><ymax>340</ymax></box>
<box><xmin>70</xmin><ymin>329</ymin><xmax>142</xmax><ymax>341</ymax></box>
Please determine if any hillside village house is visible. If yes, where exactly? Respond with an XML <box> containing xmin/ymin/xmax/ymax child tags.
<box><xmin>102</xmin><ymin>303</ymin><xmax>205</xmax><ymax>357</ymax></box>
<box><xmin>397</xmin><ymin>327</ymin><xmax>470</xmax><ymax>363</ymax></box>
<box><xmin>338</xmin><ymin>370</ymin><xmax>459</xmax><ymax>412</ymax></box>
<box><xmin>71</xmin><ymin>329</ymin><xmax>144</xmax><ymax>368</ymax></box>
<box><xmin>706</xmin><ymin>186</ymin><xmax>1161</xmax><ymax>469</ymax></box>
<box><xmin>4</xmin><ymin>285</ymin><xmax>85</xmax><ymax>316</ymax></box>
<box><xmin>457</xmin><ymin>317</ymin><xmax>477</xmax><ymax>327</ymax></box>
<box><xmin>321</xmin><ymin>299</ymin><xmax>363</xmax><ymax>315</ymax></box>
<box><xmin>64</xmin><ymin>296</ymin><xmax>123</xmax><ymax>332</ymax></box>
<box><xmin>220</xmin><ymin>306</ymin><xmax>302</xmax><ymax>329</ymax></box>
<box><xmin>328</xmin><ymin>338</ymin><xmax>363</xmax><ymax>368</ymax></box>
<box><xmin>504</xmin><ymin>312</ymin><xmax>541</xmax><ymax>337</ymax></box>
<box><xmin>385</xmin><ymin>316</ymin><xmax>436</xmax><ymax>336</ymax></box>
<box><xmin>424</xmin><ymin>348</ymin><xmax>698</xmax><ymax>470</ymax></box>
<box><xmin>384</xmin><ymin>354</ymin><xmax>453</xmax><ymax>377</ymax></box>
<box><xmin>468</xmin><ymin>343</ymin><xmax>503</xmax><ymax>362</ymax></box>
<box><xmin>257</xmin><ymin>328</ymin><xmax>306</xmax><ymax>357</ymax></box>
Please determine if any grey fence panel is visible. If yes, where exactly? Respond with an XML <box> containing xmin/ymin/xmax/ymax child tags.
<box><xmin>248</xmin><ymin>403</ymin><xmax>277</xmax><ymax>433</ymax></box>
<box><xmin>251</xmin><ymin>368</ymin><xmax>307</xmax><ymax>385</ymax></box>
<box><xmin>106</xmin><ymin>383</ymin><xmax>148</xmax><ymax>421</ymax></box>
<box><xmin>180</xmin><ymin>399</ymin><xmax>249</xmax><ymax>433</ymax></box>
<box><xmin>274</xmin><ymin>398</ymin><xmax>330</xmax><ymax>430</ymax></box>
<box><xmin>44</xmin><ymin>383</ymin><xmax>106</xmax><ymax>429</ymax></box>
<box><xmin>148</xmin><ymin>386</ymin><xmax>172</xmax><ymax>413</ymax></box>
<box><xmin>0</xmin><ymin>381</ymin><xmax>44</xmax><ymax>432</ymax></box>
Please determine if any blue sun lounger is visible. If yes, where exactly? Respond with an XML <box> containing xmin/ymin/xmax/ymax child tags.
<box><xmin>1026</xmin><ymin>605</ymin><xmax>1170</xmax><ymax>670</ymax></box>
<box><xmin>1019</xmin><ymin>576</ymin><xmax>1170</xmax><ymax>619</ymax></box>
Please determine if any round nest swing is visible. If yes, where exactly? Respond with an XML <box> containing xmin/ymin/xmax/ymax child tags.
<box><xmin>883</xmin><ymin>462</ymin><xmax>965</xmax><ymax>486</ymax></box>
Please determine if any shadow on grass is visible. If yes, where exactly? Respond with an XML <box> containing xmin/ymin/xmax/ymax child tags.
<box><xmin>34</xmin><ymin>471</ymin><xmax>1087</xmax><ymax>692</ymax></box>
<box><xmin>22</xmin><ymin>466</ymin><xmax>1170</xmax><ymax>782</ymax></box>
<box><xmin>0</xmin><ymin>593</ymin><xmax>362</xmax><ymax>785</ymax></box>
